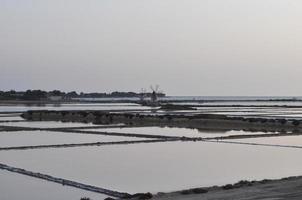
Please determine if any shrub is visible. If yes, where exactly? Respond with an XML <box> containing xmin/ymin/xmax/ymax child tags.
<box><xmin>292</xmin><ymin>120</ymin><xmax>300</xmax><ymax>126</ymax></box>
<box><xmin>61</xmin><ymin>111</ymin><xmax>68</xmax><ymax>116</ymax></box>
<box><xmin>180</xmin><ymin>190</ymin><xmax>191</xmax><ymax>195</ymax></box>
<box><xmin>104</xmin><ymin>198</ymin><xmax>115</xmax><ymax>200</ymax></box>
<box><xmin>278</xmin><ymin>119</ymin><xmax>287</xmax><ymax>125</ymax></box>
<box><xmin>268</xmin><ymin>119</ymin><xmax>276</xmax><ymax>123</ymax></box>
<box><xmin>123</xmin><ymin>193</ymin><xmax>153</xmax><ymax>200</ymax></box>
<box><xmin>80</xmin><ymin>198</ymin><xmax>91</xmax><ymax>200</ymax></box>
<box><xmin>259</xmin><ymin>179</ymin><xmax>271</xmax><ymax>184</ymax></box>
<box><xmin>233</xmin><ymin>180</ymin><xmax>252</xmax><ymax>187</ymax></box>
<box><xmin>248</xmin><ymin>118</ymin><xmax>259</xmax><ymax>123</ymax></box>
<box><xmin>260</xmin><ymin>119</ymin><xmax>268</xmax><ymax>123</ymax></box>
<box><xmin>222</xmin><ymin>184</ymin><xmax>234</xmax><ymax>190</ymax></box>
<box><xmin>181</xmin><ymin>188</ymin><xmax>208</xmax><ymax>195</ymax></box>
<box><xmin>138</xmin><ymin>193</ymin><xmax>153</xmax><ymax>200</ymax></box>
<box><xmin>79</xmin><ymin>111</ymin><xmax>88</xmax><ymax>117</ymax></box>
<box><xmin>192</xmin><ymin>188</ymin><xmax>208</xmax><ymax>194</ymax></box>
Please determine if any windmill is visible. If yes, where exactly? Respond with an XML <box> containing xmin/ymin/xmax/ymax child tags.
<box><xmin>150</xmin><ymin>85</ymin><xmax>162</xmax><ymax>104</ymax></box>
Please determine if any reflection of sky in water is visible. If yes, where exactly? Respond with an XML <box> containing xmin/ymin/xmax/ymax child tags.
<box><xmin>82</xmin><ymin>127</ymin><xmax>272</xmax><ymax>138</ymax></box>
<box><xmin>0</xmin><ymin>171</ymin><xmax>108</xmax><ymax>200</ymax></box>
<box><xmin>1</xmin><ymin>103</ymin><xmax>302</xmax><ymax>195</ymax></box>
<box><xmin>0</xmin><ymin>130</ymin><xmax>143</xmax><ymax>147</ymax></box>
<box><xmin>2</xmin><ymin>103</ymin><xmax>302</xmax><ymax>120</ymax></box>
<box><xmin>191</xmin><ymin>101</ymin><xmax>302</xmax><ymax>106</ymax></box>
<box><xmin>1</xmin><ymin>142</ymin><xmax>302</xmax><ymax>193</ymax></box>
<box><xmin>0</xmin><ymin>121</ymin><xmax>97</xmax><ymax>128</ymax></box>
<box><xmin>0</xmin><ymin>103</ymin><xmax>150</xmax><ymax>112</ymax></box>
<box><xmin>225</xmin><ymin>135</ymin><xmax>302</xmax><ymax>147</ymax></box>
<box><xmin>193</xmin><ymin>107</ymin><xmax>302</xmax><ymax>118</ymax></box>
<box><xmin>0</xmin><ymin>116</ymin><xmax>24</xmax><ymax>121</ymax></box>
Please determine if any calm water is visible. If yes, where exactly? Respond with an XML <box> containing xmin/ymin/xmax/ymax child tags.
<box><xmin>1</xmin><ymin>102</ymin><xmax>302</xmax><ymax>196</ymax></box>
<box><xmin>0</xmin><ymin>171</ymin><xmax>108</xmax><ymax>200</ymax></box>
<box><xmin>0</xmin><ymin>103</ymin><xmax>150</xmax><ymax>113</ymax></box>
<box><xmin>77</xmin><ymin>96</ymin><xmax>302</xmax><ymax>102</ymax></box>
<box><xmin>0</xmin><ymin>121</ymin><xmax>97</xmax><ymax>128</ymax></box>
<box><xmin>198</xmin><ymin>101</ymin><xmax>302</xmax><ymax>106</ymax></box>
<box><xmin>1</xmin><ymin>141</ymin><xmax>302</xmax><ymax>193</ymax></box>
<box><xmin>83</xmin><ymin>127</ymin><xmax>271</xmax><ymax>138</ymax></box>
<box><xmin>2</xmin><ymin>101</ymin><xmax>302</xmax><ymax>119</ymax></box>
<box><xmin>0</xmin><ymin>130</ymin><xmax>143</xmax><ymax>147</ymax></box>
<box><xmin>224</xmin><ymin>135</ymin><xmax>302</xmax><ymax>147</ymax></box>
<box><xmin>0</xmin><ymin>116</ymin><xmax>24</xmax><ymax>121</ymax></box>
<box><xmin>192</xmin><ymin>107</ymin><xmax>302</xmax><ymax>119</ymax></box>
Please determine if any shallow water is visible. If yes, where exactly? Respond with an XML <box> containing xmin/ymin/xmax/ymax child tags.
<box><xmin>82</xmin><ymin>127</ymin><xmax>270</xmax><ymax>138</ymax></box>
<box><xmin>2</xmin><ymin>101</ymin><xmax>302</xmax><ymax>196</ymax></box>
<box><xmin>0</xmin><ymin>171</ymin><xmax>108</xmax><ymax>200</ymax></box>
<box><xmin>1</xmin><ymin>141</ymin><xmax>302</xmax><ymax>193</ymax></box>
<box><xmin>195</xmin><ymin>101</ymin><xmax>302</xmax><ymax>106</ymax></box>
<box><xmin>262</xmin><ymin>114</ymin><xmax>302</xmax><ymax>118</ymax></box>
<box><xmin>0</xmin><ymin>116</ymin><xmax>24</xmax><ymax>121</ymax></box>
<box><xmin>224</xmin><ymin>135</ymin><xmax>302</xmax><ymax>147</ymax></box>
<box><xmin>0</xmin><ymin>121</ymin><xmax>97</xmax><ymax>128</ymax></box>
<box><xmin>193</xmin><ymin>106</ymin><xmax>302</xmax><ymax>118</ymax></box>
<box><xmin>0</xmin><ymin>103</ymin><xmax>150</xmax><ymax>112</ymax></box>
<box><xmin>0</xmin><ymin>130</ymin><xmax>143</xmax><ymax>147</ymax></box>
<box><xmin>0</xmin><ymin>113</ymin><xmax>22</xmax><ymax>116</ymax></box>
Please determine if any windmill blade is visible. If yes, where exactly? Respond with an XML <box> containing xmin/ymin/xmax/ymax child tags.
<box><xmin>155</xmin><ymin>85</ymin><xmax>159</xmax><ymax>92</ymax></box>
<box><xmin>150</xmin><ymin>85</ymin><xmax>155</xmax><ymax>92</ymax></box>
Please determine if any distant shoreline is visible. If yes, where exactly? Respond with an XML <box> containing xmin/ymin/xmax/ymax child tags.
<box><xmin>2</xmin><ymin>97</ymin><xmax>302</xmax><ymax>105</ymax></box>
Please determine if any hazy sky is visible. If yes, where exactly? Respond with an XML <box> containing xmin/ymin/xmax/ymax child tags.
<box><xmin>1</xmin><ymin>0</ymin><xmax>302</xmax><ymax>96</ymax></box>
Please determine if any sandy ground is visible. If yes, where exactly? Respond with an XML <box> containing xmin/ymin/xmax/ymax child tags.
<box><xmin>152</xmin><ymin>176</ymin><xmax>302</xmax><ymax>200</ymax></box>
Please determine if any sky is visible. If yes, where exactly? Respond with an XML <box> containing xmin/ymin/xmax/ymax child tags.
<box><xmin>1</xmin><ymin>0</ymin><xmax>302</xmax><ymax>96</ymax></box>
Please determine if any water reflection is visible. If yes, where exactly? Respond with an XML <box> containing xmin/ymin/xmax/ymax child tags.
<box><xmin>0</xmin><ymin>171</ymin><xmax>108</xmax><ymax>200</ymax></box>
<box><xmin>0</xmin><ymin>131</ymin><xmax>144</xmax><ymax>147</ymax></box>
<box><xmin>1</xmin><ymin>142</ymin><xmax>302</xmax><ymax>193</ymax></box>
<box><xmin>0</xmin><ymin>121</ymin><xmax>96</xmax><ymax>128</ymax></box>
<box><xmin>83</xmin><ymin>126</ymin><xmax>276</xmax><ymax>138</ymax></box>
<box><xmin>225</xmin><ymin>135</ymin><xmax>302</xmax><ymax>147</ymax></box>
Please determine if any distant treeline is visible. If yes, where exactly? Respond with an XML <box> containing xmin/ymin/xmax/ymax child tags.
<box><xmin>0</xmin><ymin>90</ymin><xmax>166</xmax><ymax>101</ymax></box>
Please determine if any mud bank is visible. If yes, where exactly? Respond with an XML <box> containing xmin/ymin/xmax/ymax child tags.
<box><xmin>152</xmin><ymin>176</ymin><xmax>302</xmax><ymax>200</ymax></box>
<box><xmin>22</xmin><ymin>110</ymin><xmax>302</xmax><ymax>133</ymax></box>
<box><xmin>0</xmin><ymin>139</ymin><xmax>174</xmax><ymax>151</ymax></box>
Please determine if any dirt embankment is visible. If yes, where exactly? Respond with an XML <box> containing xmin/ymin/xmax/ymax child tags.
<box><xmin>151</xmin><ymin>176</ymin><xmax>302</xmax><ymax>200</ymax></box>
<box><xmin>22</xmin><ymin>110</ymin><xmax>302</xmax><ymax>133</ymax></box>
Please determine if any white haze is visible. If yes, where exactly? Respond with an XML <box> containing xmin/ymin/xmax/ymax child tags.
<box><xmin>1</xmin><ymin>0</ymin><xmax>302</xmax><ymax>96</ymax></box>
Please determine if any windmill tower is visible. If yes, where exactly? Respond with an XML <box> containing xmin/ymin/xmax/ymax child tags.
<box><xmin>150</xmin><ymin>85</ymin><xmax>161</xmax><ymax>105</ymax></box>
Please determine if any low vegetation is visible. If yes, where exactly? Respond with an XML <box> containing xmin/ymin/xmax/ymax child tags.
<box><xmin>0</xmin><ymin>90</ymin><xmax>165</xmax><ymax>101</ymax></box>
<box><xmin>160</xmin><ymin>104</ymin><xmax>196</xmax><ymax>110</ymax></box>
